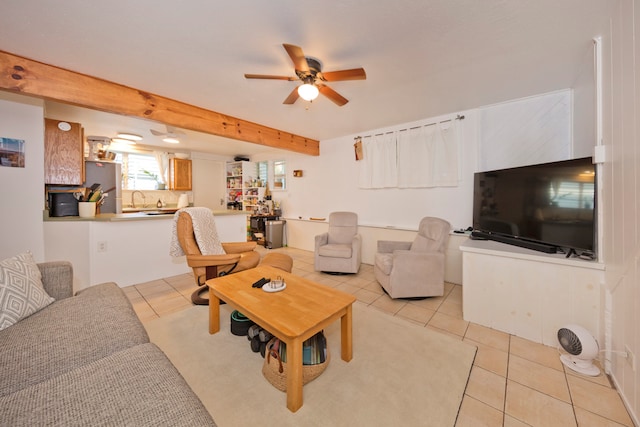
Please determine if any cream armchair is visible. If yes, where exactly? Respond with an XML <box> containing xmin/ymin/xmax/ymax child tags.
<box><xmin>314</xmin><ymin>212</ymin><xmax>362</xmax><ymax>274</ymax></box>
<box><xmin>374</xmin><ymin>217</ymin><xmax>450</xmax><ymax>299</ymax></box>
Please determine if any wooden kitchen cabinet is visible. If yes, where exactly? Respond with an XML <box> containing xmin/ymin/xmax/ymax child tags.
<box><xmin>170</xmin><ymin>158</ymin><xmax>192</xmax><ymax>190</ymax></box>
<box><xmin>44</xmin><ymin>118</ymin><xmax>84</xmax><ymax>185</ymax></box>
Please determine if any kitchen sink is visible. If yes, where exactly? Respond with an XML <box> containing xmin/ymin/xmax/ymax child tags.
<box><xmin>143</xmin><ymin>210</ymin><xmax>177</xmax><ymax>216</ymax></box>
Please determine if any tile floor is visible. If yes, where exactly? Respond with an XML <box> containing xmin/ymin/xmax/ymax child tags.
<box><xmin>123</xmin><ymin>246</ymin><xmax>634</xmax><ymax>427</ymax></box>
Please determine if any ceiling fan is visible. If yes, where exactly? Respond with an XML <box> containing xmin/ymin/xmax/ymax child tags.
<box><xmin>244</xmin><ymin>43</ymin><xmax>366</xmax><ymax>106</ymax></box>
<box><xmin>150</xmin><ymin>125</ymin><xmax>186</xmax><ymax>143</ymax></box>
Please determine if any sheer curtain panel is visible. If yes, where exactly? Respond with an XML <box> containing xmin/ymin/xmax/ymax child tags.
<box><xmin>154</xmin><ymin>151</ymin><xmax>169</xmax><ymax>185</ymax></box>
<box><xmin>358</xmin><ymin>132</ymin><xmax>398</xmax><ymax>189</ymax></box>
<box><xmin>359</xmin><ymin>118</ymin><xmax>459</xmax><ymax>189</ymax></box>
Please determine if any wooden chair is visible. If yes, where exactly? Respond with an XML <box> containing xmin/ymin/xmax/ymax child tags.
<box><xmin>176</xmin><ymin>211</ymin><xmax>260</xmax><ymax>304</ymax></box>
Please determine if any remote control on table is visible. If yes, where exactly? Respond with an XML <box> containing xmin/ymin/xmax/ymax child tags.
<box><xmin>252</xmin><ymin>277</ymin><xmax>271</xmax><ymax>288</ymax></box>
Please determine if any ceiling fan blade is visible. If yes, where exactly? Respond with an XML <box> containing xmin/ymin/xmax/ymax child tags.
<box><xmin>151</xmin><ymin>125</ymin><xmax>186</xmax><ymax>137</ymax></box>
<box><xmin>283</xmin><ymin>44</ymin><xmax>310</xmax><ymax>72</ymax></box>
<box><xmin>320</xmin><ymin>68</ymin><xmax>367</xmax><ymax>82</ymax></box>
<box><xmin>166</xmin><ymin>126</ymin><xmax>186</xmax><ymax>136</ymax></box>
<box><xmin>244</xmin><ymin>74</ymin><xmax>297</xmax><ymax>81</ymax></box>
<box><xmin>283</xmin><ymin>87</ymin><xmax>300</xmax><ymax>104</ymax></box>
<box><xmin>318</xmin><ymin>84</ymin><xmax>348</xmax><ymax>106</ymax></box>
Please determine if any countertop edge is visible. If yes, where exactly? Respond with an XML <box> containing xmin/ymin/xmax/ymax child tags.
<box><xmin>43</xmin><ymin>209</ymin><xmax>249</xmax><ymax>222</ymax></box>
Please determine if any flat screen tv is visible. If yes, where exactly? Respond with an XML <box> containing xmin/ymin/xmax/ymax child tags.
<box><xmin>472</xmin><ymin>157</ymin><xmax>596</xmax><ymax>257</ymax></box>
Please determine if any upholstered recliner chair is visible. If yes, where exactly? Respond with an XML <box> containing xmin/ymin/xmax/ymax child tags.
<box><xmin>314</xmin><ymin>212</ymin><xmax>361</xmax><ymax>274</ymax></box>
<box><xmin>374</xmin><ymin>217</ymin><xmax>450</xmax><ymax>299</ymax></box>
<box><xmin>171</xmin><ymin>208</ymin><xmax>261</xmax><ymax>304</ymax></box>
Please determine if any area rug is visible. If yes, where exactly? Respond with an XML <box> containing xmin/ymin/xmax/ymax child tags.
<box><xmin>144</xmin><ymin>302</ymin><xmax>477</xmax><ymax>427</ymax></box>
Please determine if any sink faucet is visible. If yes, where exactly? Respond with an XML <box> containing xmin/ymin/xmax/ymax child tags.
<box><xmin>131</xmin><ymin>191</ymin><xmax>146</xmax><ymax>208</ymax></box>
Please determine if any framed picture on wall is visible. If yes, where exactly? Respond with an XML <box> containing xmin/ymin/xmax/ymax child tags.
<box><xmin>0</xmin><ymin>137</ymin><xmax>25</xmax><ymax>168</ymax></box>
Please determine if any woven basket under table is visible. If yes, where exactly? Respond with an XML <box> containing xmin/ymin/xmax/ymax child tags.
<box><xmin>262</xmin><ymin>337</ymin><xmax>330</xmax><ymax>392</ymax></box>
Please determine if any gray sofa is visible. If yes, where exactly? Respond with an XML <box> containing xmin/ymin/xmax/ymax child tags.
<box><xmin>0</xmin><ymin>261</ymin><xmax>216</xmax><ymax>426</ymax></box>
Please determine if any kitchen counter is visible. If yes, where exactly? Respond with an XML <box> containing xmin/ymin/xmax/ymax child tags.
<box><xmin>43</xmin><ymin>209</ymin><xmax>250</xmax><ymax>291</ymax></box>
<box><xmin>43</xmin><ymin>209</ymin><xmax>248</xmax><ymax>222</ymax></box>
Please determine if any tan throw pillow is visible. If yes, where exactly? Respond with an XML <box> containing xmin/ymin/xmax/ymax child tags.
<box><xmin>0</xmin><ymin>252</ymin><xmax>55</xmax><ymax>331</ymax></box>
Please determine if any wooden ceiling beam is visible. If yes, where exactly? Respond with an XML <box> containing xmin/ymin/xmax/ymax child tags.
<box><xmin>0</xmin><ymin>50</ymin><xmax>319</xmax><ymax>156</ymax></box>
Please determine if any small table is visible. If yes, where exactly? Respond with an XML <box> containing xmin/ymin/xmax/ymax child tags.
<box><xmin>207</xmin><ymin>265</ymin><xmax>356</xmax><ymax>412</ymax></box>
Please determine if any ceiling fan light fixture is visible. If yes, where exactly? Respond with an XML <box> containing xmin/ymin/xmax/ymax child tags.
<box><xmin>163</xmin><ymin>137</ymin><xmax>180</xmax><ymax>144</ymax></box>
<box><xmin>298</xmin><ymin>83</ymin><xmax>319</xmax><ymax>101</ymax></box>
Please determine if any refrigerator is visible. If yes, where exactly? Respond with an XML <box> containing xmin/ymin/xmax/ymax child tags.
<box><xmin>83</xmin><ymin>160</ymin><xmax>122</xmax><ymax>214</ymax></box>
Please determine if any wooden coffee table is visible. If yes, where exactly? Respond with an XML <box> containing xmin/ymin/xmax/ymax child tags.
<box><xmin>207</xmin><ymin>265</ymin><xmax>356</xmax><ymax>412</ymax></box>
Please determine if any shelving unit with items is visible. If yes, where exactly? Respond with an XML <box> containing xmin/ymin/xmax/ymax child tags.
<box><xmin>243</xmin><ymin>186</ymin><xmax>264</xmax><ymax>212</ymax></box>
<box><xmin>226</xmin><ymin>160</ymin><xmax>265</xmax><ymax>211</ymax></box>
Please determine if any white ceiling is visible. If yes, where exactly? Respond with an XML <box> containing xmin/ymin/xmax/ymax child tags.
<box><xmin>0</xmin><ymin>0</ymin><xmax>611</xmax><ymax>156</ymax></box>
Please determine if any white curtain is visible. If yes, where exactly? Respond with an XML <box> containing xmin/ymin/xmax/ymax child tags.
<box><xmin>396</xmin><ymin>121</ymin><xmax>459</xmax><ymax>188</ymax></box>
<box><xmin>358</xmin><ymin>132</ymin><xmax>398</xmax><ymax>189</ymax></box>
<box><xmin>431</xmin><ymin>120</ymin><xmax>459</xmax><ymax>187</ymax></box>
<box><xmin>397</xmin><ymin>126</ymin><xmax>429</xmax><ymax>187</ymax></box>
<box><xmin>358</xmin><ymin>118</ymin><xmax>460</xmax><ymax>189</ymax></box>
<box><xmin>154</xmin><ymin>151</ymin><xmax>169</xmax><ymax>185</ymax></box>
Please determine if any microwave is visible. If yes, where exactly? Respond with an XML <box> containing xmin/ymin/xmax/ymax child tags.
<box><xmin>48</xmin><ymin>192</ymin><xmax>79</xmax><ymax>217</ymax></box>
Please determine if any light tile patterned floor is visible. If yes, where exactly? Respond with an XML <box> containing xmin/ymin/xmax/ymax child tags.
<box><xmin>124</xmin><ymin>246</ymin><xmax>634</xmax><ymax>426</ymax></box>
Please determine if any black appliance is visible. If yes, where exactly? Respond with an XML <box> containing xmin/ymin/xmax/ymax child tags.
<box><xmin>48</xmin><ymin>192</ymin><xmax>79</xmax><ymax>217</ymax></box>
<box><xmin>472</xmin><ymin>157</ymin><xmax>596</xmax><ymax>255</ymax></box>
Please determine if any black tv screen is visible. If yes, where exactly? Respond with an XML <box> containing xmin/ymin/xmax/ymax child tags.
<box><xmin>472</xmin><ymin>157</ymin><xmax>596</xmax><ymax>255</ymax></box>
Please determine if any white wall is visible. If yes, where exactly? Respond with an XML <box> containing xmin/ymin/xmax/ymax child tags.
<box><xmin>254</xmin><ymin>111</ymin><xmax>479</xmax><ymax>232</ymax></box>
<box><xmin>0</xmin><ymin>93</ymin><xmax>46</xmax><ymax>261</ymax></box>
<box><xmin>601</xmin><ymin>0</ymin><xmax>640</xmax><ymax>422</ymax></box>
<box><xmin>478</xmin><ymin>90</ymin><xmax>572</xmax><ymax>171</ymax></box>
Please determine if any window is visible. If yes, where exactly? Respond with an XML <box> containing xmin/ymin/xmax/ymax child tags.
<box><xmin>257</xmin><ymin>161</ymin><xmax>268</xmax><ymax>185</ymax></box>
<box><xmin>273</xmin><ymin>160</ymin><xmax>286</xmax><ymax>190</ymax></box>
<box><xmin>119</xmin><ymin>152</ymin><xmax>163</xmax><ymax>190</ymax></box>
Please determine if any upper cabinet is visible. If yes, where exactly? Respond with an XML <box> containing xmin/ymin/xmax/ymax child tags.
<box><xmin>170</xmin><ymin>158</ymin><xmax>192</xmax><ymax>191</ymax></box>
<box><xmin>44</xmin><ymin>118</ymin><xmax>84</xmax><ymax>185</ymax></box>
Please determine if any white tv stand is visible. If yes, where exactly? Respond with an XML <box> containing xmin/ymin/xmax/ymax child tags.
<box><xmin>460</xmin><ymin>239</ymin><xmax>604</xmax><ymax>346</ymax></box>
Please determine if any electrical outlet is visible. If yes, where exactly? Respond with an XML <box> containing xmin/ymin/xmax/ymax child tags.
<box><xmin>625</xmin><ymin>345</ymin><xmax>636</xmax><ymax>371</ymax></box>
<box><xmin>97</xmin><ymin>241</ymin><xmax>107</xmax><ymax>252</ymax></box>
